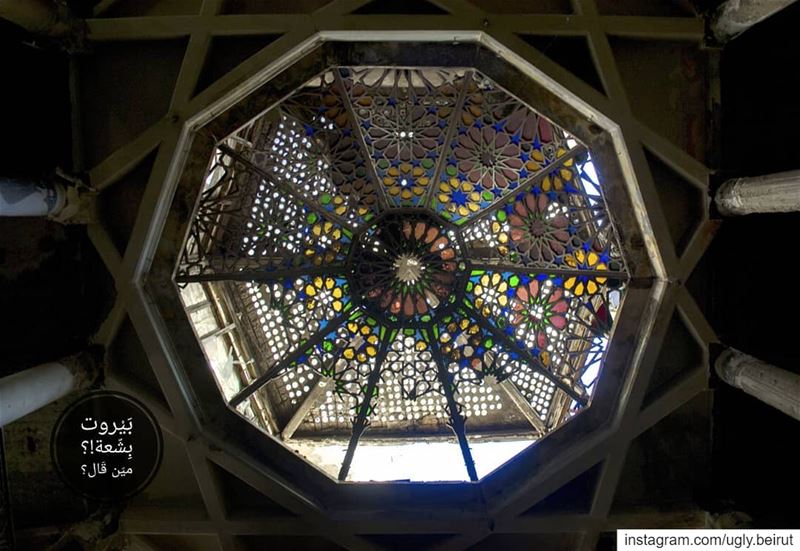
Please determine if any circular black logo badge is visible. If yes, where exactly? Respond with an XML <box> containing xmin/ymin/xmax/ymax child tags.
<box><xmin>51</xmin><ymin>391</ymin><xmax>163</xmax><ymax>502</ymax></box>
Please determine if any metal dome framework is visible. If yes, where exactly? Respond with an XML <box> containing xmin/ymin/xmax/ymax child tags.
<box><xmin>125</xmin><ymin>32</ymin><xmax>688</xmax><ymax>536</ymax></box>
<box><xmin>173</xmin><ymin>62</ymin><xmax>629</xmax><ymax>482</ymax></box>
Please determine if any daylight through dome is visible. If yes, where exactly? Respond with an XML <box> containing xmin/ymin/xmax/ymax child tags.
<box><xmin>176</xmin><ymin>66</ymin><xmax>629</xmax><ymax>482</ymax></box>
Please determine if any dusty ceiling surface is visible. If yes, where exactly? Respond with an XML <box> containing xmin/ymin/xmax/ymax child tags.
<box><xmin>2</xmin><ymin>0</ymin><xmax>761</xmax><ymax>549</ymax></box>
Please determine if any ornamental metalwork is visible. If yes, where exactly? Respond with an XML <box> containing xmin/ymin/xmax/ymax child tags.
<box><xmin>177</xmin><ymin>67</ymin><xmax>629</xmax><ymax>481</ymax></box>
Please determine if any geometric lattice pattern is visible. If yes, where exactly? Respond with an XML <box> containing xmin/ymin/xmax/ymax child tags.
<box><xmin>178</xmin><ymin>66</ymin><xmax>629</xmax><ymax>481</ymax></box>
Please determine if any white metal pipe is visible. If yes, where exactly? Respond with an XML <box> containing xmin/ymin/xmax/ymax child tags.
<box><xmin>0</xmin><ymin>0</ymin><xmax>67</xmax><ymax>36</ymax></box>
<box><xmin>0</xmin><ymin>177</ymin><xmax>66</xmax><ymax>217</ymax></box>
<box><xmin>711</xmin><ymin>0</ymin><xmax>798</xmax><ymax>43</ymax></box>
<box><xmin>0</xmin><ymin>362</ymin><xmax>77</xmax><ymax>427</ymax></box>
<box><xmin>715</xmin><ymin>169</ymin><xmax>800</xmax><ymax>216</ymax></box>
<box><xmin>715</xmin><ymin>348</ymin><xmax>800</xmax><ymax>421</ymax></box>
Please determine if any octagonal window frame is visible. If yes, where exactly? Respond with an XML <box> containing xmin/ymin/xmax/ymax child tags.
<box><xmin>144</xmin><ymin>38</ymin><xmax>662</xmax><ymax>513</ymax></box>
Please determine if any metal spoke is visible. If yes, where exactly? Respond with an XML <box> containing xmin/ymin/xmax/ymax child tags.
<box><xmin>462</xmin><ymin>302</ymin><xmax>588</xmax><ymax>405</ymax></box>
<box><xmin>176</xmin><ymin>266</ymin><xmax>348</xmax><ymax>284</ymax></box>
<box><xmin>228</xmin><ymin>311</ymin><xmax>351</xmax><ymax>408</ymax></box>
<box><xmin>334</xmin><ymin>70</ymin><xmax>392</xmax><ymax>213</ymax></box>
<box><xmin>423</xmin><ymin>70</ymin><xmax>474</xmax><ymax>207</ymax></box>
<box><xmin>458</xmin><ymin>144</ymin><xmax>588</xmax><ymax>230</ymax></box>
<box><xmin>429</xmin><ymin>336</ymin><xmax>479</xmax><ymax>482</ymax></box>
<box><xmin>218</xmin><ymin>143</ymin><xmax>356</xmax><ymax>233</ymax></box>
<box><xmin>338</xmin><ymin>328</ymin><xmax>394</xmax><ymax>481</ymax></box>
<box><xmin>466</xmin><ymin>262</ymin><xmax>628</xmax><ymax>282</ymax></box>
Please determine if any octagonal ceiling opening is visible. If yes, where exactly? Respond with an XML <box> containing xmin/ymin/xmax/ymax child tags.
<box><xmin>172</xmin><ymin>62</ymin><xmax>630</xmax><ymax>483</ymax></box>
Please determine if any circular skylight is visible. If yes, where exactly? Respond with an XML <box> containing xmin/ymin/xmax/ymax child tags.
<box><xmin>177</xmin><ymin>67</ymin><xmax>629</xmax><ymax>482</ymax></box>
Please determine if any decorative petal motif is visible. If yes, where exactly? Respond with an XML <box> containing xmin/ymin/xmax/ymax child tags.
<box><xmin>331</xmin><ymin>317</ymin><xmax>384</xmax><ymax>409</ymax></box>
<box><xmin>464</xmin><ymin>271</ymin><xmax>622</xmax><ymax>385</ymax></box>
<box><xmin>433</xmin><ymin>73</ymin><xmax>567</xmax><ymax>224</ymax></box>
<box><xmin>437</xmin><ymin>309</ymin><xmax>507</xmax><ymax>383</ymax></box>
<box><xmin>563</xmin><ymin>249</ymin><xmax>608</xmax><ymax>296</ymax></box>
<box><xmin>462</xmin><ymin>151</ymin><xmax>625</xmax><ymax>273</ymax></box>
<box><xmin>277</xmin><ymin>313</ymin><xmax>384</xmax><ymax>428</ymax></box>
<box><xmin>508</xmin><ymin>191</ymin><xmax>571</xmax><ymax>263</ymax></box>
<box><xmin>467</xmin><ymin>272</ymin><xmax>565</xmax><ymax>366</ymax></box>
<box><xmin>384</xmin><ymin>328</ymin><xmax>439</xmax><ymax>400</ymax></box>
<box><xmin>342</xmin><ymin>68</ymin><xmax>466</xmax><ymax>206</ymax></box>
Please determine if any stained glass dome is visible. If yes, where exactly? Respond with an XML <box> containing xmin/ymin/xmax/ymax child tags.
<box><xmin>176</xmin><ymin>66</ymin><xmax>628</xmax><ymax>482</ymax></box>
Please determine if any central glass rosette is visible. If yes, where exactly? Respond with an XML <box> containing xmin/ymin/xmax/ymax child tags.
<box><xmin>350</xmin><ymin>211</ymin><xmax>468</xmax><ymax>325</ymax></box>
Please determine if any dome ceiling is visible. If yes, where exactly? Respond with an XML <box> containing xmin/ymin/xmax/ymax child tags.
<box><xmin>174</xmin><ymin>65</ymin><xmax>629</xmax><ymax>481</ymax></box>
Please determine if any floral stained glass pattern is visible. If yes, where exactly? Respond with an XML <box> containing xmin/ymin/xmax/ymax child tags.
<box><xmin>432</xmin><ymin>73</ymin><xmax>571</xmax><ymax>224</ymax></box>
<box><xmin>508</xmin><ymin>192</ymin><xmax>570</xmax><ymax>263</ymax></box>
<box><xmin>342</xmin><ymin>68</ymin><xmax>466</xmax><ymax>207</ymax></box>
<box><xmin>465</xmin><ymin>270</ymin><xmax>623</xmax><ymax>402</ymax></box>
<box><xmin>178</xmin><ymin>65</ymin><xmax>629</xmax><ymax>482</ymax></box>
<box><xmin>563</xmin><ymin>249</ymin><xmax>608</xmax><ymax>296</ymax></box>
<box><xmin>509</xmin><ymin>278</ymin><xmax>569</xmax><ymax>352</ymax></box>
<box><xmin>437</xmin><ymin>308</ymin><xmax>508</xmax><ymax>384</ymax></box>
<box><xmin>384</xmin><ymin>328</ymin><xmax>439</xmax><ymax>400</ymax></box>
<box><xmin>462</xmin><ymin>148</ymin><xmax>625</xmax><ymax>274</ymax></box>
